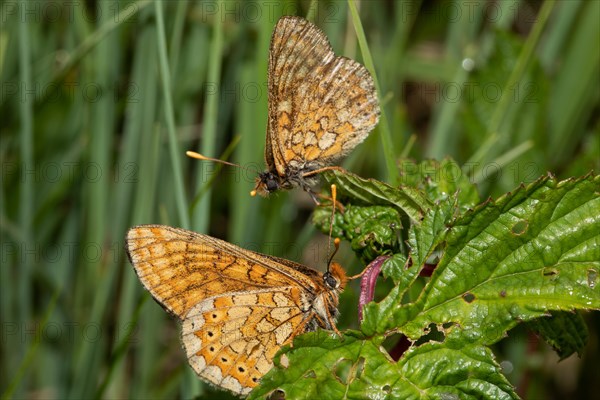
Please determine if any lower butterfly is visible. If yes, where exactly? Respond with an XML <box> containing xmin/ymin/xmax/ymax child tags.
<box><xmin>126</xmin><ymin>225</ymin><xmax>347</xmax><ymax>396</ymax></box>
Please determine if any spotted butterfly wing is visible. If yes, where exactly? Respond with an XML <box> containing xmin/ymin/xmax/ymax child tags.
<box><xmin>255</xmin><ymin>15</ymin><xmax>380</xmax><ymax>196</ymax></box>
<box><xmin>126</xmin><ymin>225</ymin><xmax>346</xmax><ymax>396</ymax></box>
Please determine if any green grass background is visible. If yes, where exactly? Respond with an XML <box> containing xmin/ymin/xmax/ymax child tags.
<box><xmin>1</xmin><ymin>0</ymin><xmax>598</xmax><ymax>399</ymax></box>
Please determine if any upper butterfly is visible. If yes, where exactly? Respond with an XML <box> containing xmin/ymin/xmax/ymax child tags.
<box><xmin>253</xmin><ymin>15</ymin><xmax>380</xmax><ymax>198</ymax></box>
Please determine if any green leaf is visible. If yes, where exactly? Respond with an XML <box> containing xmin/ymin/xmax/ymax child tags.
<box><xmin>398</xmin><ymin>158</ymin><xmax>480</xmax><ymax>210</ymax></box>
<box><xmin>401</xmin><ymin>158</ymin><xmax>481</xmax><ymax>268</ymax></box>
<box><xmin>363</xmin><ymin>174</ymin><xmax>600</xmax><ymax>345</ymax></box>
<box><xmin>248</xmin><ymin>331</ymin><xmax>369</xmax><ymax>400</ymax></box>
<box><xmin>313</xmin><ymin>205</ymin><xmax>403</xmax><ymax>263</ymax></box>
<box><xmin>407</xmin><ymin>198</ymin><xmax>455</xmax><ymax>269</ymax></box>
<box><xmin>322</xmin><ymin>169</ymin><xmax>430</xmax><ymax>223</ymax></box>
<box><xmin>380</xmin><ymin>253</ymin><xmax>411</xmax><ymax>286</ymax></box>
<box><xmin>398</xmin><ymin>342</ymin><xmax>517</xmax><ymax>400</ymax></box>
<box><xmin>250</xmin><ymin>332</ymin><xmax>517</xmax><ymax>400</ymax></box>
<box><xmin>525</xmin><ymin>311</ymin><xmax>589</xmax><ymax>360</ymax></box>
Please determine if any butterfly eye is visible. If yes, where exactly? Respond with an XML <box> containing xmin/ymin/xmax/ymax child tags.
<box><xmin>323</xmin><ymin>272</ymin><xmax>338</xmax><ymax>289</ymax></box>
<box><xmin>266</xmin><ymin>179</ymin><xmax>279</xmax><ymax>192</ymax></box>
<box><xmin>261</xmin><ymin>173</ymin><xmax>279</xmax><ymax>192</ymax></box>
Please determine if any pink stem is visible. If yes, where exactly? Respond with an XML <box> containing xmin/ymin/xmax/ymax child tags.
<box><xmin>358</xmin><ymin>255</ymin><xmax>390</xmax><ymax>321</ymax></box>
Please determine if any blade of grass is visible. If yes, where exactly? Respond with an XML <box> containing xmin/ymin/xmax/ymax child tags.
<box><xmin>16</xmin><ymin>3</ymin><xmax>33</xmax><ymax>396</ymax></box>
<box><xmin>154</xmin><ymin>0</ymin><xmax>190</xmax><ymax>228</ymax></box>
<box><xmin>1</xmin><ymin>291</ymin><xmax>59</xmax><ymax>400</ymax></box>
<box><xmin>382</xmin><ymin>0</ymin><xmax>420</xmax><ymax>160</ymax></box>
<box><xmin>306</xmin><ymin>0</ymin><xmax>319</xmax><ymax>22</ymax></box>
<box><xmin>191</xmin><ymin>0</ymin><xmax>224</xmax><ymax>235</ymax></box>
<box><xmin>131</xmin><ymin>122</ymin><xmax>165</xmax><ymax>398</ymax></box>
<box><xmin>168</xmin><ymin>1</ymin><xmax>189</xmax><ymax>79</ymax></box>
<box><xmin>69</xmin><ymin>3</ymin><xmax>118</xmax><ymax>397</ymax></box>
<box><xmin>425</xmin><ymin>0</ymin><xmax>484</xmax><ymax>159</ymax></box>
<box><xmin>230</xmin><ymin>15</ymin><xmax>271</xmax><ymax>246</ymax></box>
<box><xmin>104</xmin><ymin>13</ymin><xmax>160</xmax><ymax>397</ymax></box>
<box><xmin>547</xmin><ymin>1</ymin><xmax>599</xmax><ymax>163</ymax></box>
<box><xmin>95</xmin><ymin>295</ymin><xmax>149</xmax><ymax>399</ymax></box>
<box><xmin>467</xmin><ymin>0</ymin><xmax>556</xmax><ymax>167</ymax></box>
<box><xmin>472</xmin><ymin>140</ymin><xmax>535</xmax><ymax>184</ymax></box>
<box><xmin>156</xmin><ymin>1</ymin><xmax>199</xmax><ymax>395</ymax></box>
<box><xmin>347</xmin><ymin>1</ymin><xmax>400</xmax><ymax>185</ymax></box>
<box><xmin>230</xmin><ymin>61</ymin><xmax>260</xmax><ymax>245</ymax></box>
<box><xmin>5</xmin><ymin>0</ymin><xmax>152</xmax><ymax>107</ymax></box>
<box><xmin>538</xmin><ymin>0</ymin><xmax>581</xmax><ymax>67</ymax></box>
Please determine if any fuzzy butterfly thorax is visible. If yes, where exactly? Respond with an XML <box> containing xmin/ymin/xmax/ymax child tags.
<box><xmin>254</xmin><ymin>162</ymin><xmax>321</xmax><ymax>197</ymax></box>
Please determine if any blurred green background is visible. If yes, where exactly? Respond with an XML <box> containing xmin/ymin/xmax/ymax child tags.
<box><xmin>1</xmin><ymin>0</ymin><xmax>598</xmax><ymax>399</ymax></box>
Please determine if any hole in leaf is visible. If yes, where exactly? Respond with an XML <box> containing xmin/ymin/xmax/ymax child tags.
<box><xmin>511</xmin><ymin>220</ymin><xmax>528</xmax><ymax>235</ymax></box>
<box><xmin>420</xmin><ymin>263</ymin><xmax>437</xmax><ymax>277</ymax></box>
<box><xmin>381</xmin><ymin>333</ymin><xmax>410</xmax><ymax>361</ymax></box>
<box><xmin>267</xmin><ymin>389</ymin><xmax>285</xmax><ymax>400</ymax></box>
<box><xmin>355</xmin><ymin>357</ymin><xmax>365</xmax><ymax>379</ymax></box>
<box><xmin>439</xmin><ymin>393</ymin><xmax>460</xmax><ymax>400</ymax></box>
<box><xmin>382</xmin><ymin>384</ymin><xmax>391</xmax><ymax>393</ymax></box>
<box><xmin>333</xmin><ymin>358</ymin><xmax>353</xmax><ymax>384</ymax></box>
<box><xmin>462</xmin><ymin>292</ymin><xmax>476</xmax><ymax>303</ymax></box>
<box><xmin>543</xmin><ymin>268</ymin><xmax>559</xmax><ymax>278</ymax></box>
<box><xmin>414</xmin><ymin>324</ymin><xmax>446</xmax><ymax>347</ymax></box>
<box><xmin>279</xmin><ymin>354</ymin><xmax>290</xmax><ymax>368</ymax></box>
<box><xmin>303</xmin><ymin>370</ymin><xmax>317</xmax><ymax>379</ymax></box>
<box><xmin>587</xmin><ymin>269</ymin><xmax>597</xmax><ymax>288</ymax></box>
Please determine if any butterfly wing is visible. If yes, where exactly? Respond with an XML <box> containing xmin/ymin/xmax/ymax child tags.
<box><xmin>126</xmin><ymin>225</ymin><xmax>329</xmax><ymax>394</ymax></box>
<box><xmin>125</xmin><ymin>225</ymin><xmax>322</xmax><ymax>317</ymax></box>
<box><xmin>266</xmin><ymin>16</ymin><xmax>380</xmax><ymax>176</ymax></box>
<box><xmin>181</xmin><ymin>287</ymin><xmax>313</xmax><ymax>395</ymax></box>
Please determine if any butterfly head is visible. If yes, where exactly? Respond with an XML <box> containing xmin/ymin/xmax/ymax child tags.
<box><xmin>319</xmin><ymin>261</ymin><xmax>346</xmax><ymax>334</ymax></box>
<box><xmin>324</xmin><ymin>262</ymin><xmax>347</xmax><ymax>291</ymax></box>
<box><xmin>324</xmin><ymin>236</ymin><xmax>346</xmax><ymax>291</ymax></box>
<box><xmin>252</xmin><ymin>171</ymin><xmax>282</xmax><ymax>197</ymax></box>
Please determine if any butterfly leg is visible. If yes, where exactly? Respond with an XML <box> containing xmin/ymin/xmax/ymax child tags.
<box><xmin>312</xmin><ymin>308</ymin><xmax>343</xmax><ymax>338</ymax></box>
<box><xmin>348</xmin><ymin>268</ymin><xmax>370</xmax><ymax>280</ymax></box>
<box><xmin>314</xmin><ymin>192</ymin><xmax>345</xmax><ymax>214</ymax></box>
<box><xmin>306</xmin><ymin>187</ymin><xmax>322</xmax><ymax>205</ymax></box>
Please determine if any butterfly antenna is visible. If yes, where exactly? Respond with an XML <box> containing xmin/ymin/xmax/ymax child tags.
<box><xmin>186</xmin><ymin>151</ymin><xmax>243</xmax><ymax>168</ymax></box>
<box><xmin>327</xmin><ymin>238</ymin><xmax>341</xmax><ymax>272</ymax></box>
<box><xmin>250</xmin><ymin>182</ymin><xmax>261</xmax><ymax>197</ymax></box>
<box><xmin>326</xmin><ymin>184</ymin><xmax>338</xmax><ymax>272</ymax></box>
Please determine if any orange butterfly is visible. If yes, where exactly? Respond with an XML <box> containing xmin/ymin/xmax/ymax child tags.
<box><xmin>188</xmin><ymin>16</ymin><xmax>379</xmax><ymax>201</ymax></box>
<box><xmin>126</xmin><ymin>225</ymin><xmax>347</xmax><ymax>396</ymax></box>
